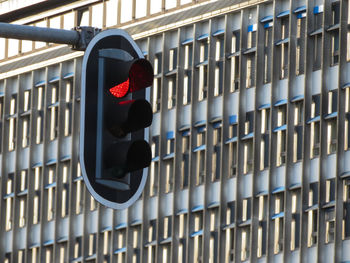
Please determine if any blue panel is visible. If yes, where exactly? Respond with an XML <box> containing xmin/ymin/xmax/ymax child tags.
<box><xmin>60</xmin><ymin>155</ymin><xmax>71</xmax><ymax>162</ymax></box>
<box><xmin>114</xmin><ymin>247</ymin><xmax>127</xmax><ymax>254</ymax></box>
<box><xmin>273</xmin><ymin>124</ymin><xmax>287</xmax><ymax>132</ymax></box>
<box><xmin>289</xmin><ymin>183</ymin><xmax>302</xmax><ymax>190</ymax></box>
<box><xmin>46</xmin><ymin>159</ymin><xmax>57</xmax><ymax>166</ymax></box>
<box><xmin>313</xmin><ymin>5</ymin><xmax>324</xmax><ymax>14</ymax></box>
<box><xmin>49</xmin><ymin>76</ymin><xmax>60</xmax><ymax>83</ymax></box>
<box><xmin>115</xmin><ymin>223</ymin><xmax>127</xmax><ymax>230</ymax></box>
<box><xmin>225</xmin><ymin>136</ymin><xmax>238</xmax><ymax>144</ymax></box>
<box><xmin>293</xmin><ymin>5</ymin><xmax>306</xmax><ymax>13</ymax></box>
<box><xmin>130</xmin><ymin>219</ymin><xmax>142</xmax><ymax>226</ymax></box>
<box><xmin>197</xmin><ymin>33</ymin><xmax>209</xmax><ymax>41</ymax></box>
<box><xmin>324</xmin><ymin>112</ymin><xmax>337</xmax><ymax>120</ymax></box>
<box><xmin>176</xmin><ymin>209</ymin><xmax>188</xmax><ymax>215</ymax></box>
<box><xmin>190</xmin><ymin>229</ymin><xmax>203</xmax><ymax>237</ymax></box>
<box><xmin>297</xmin><ymin>12</ymin><xmax>306</xmax><ymax>19</ymax></box>
<box><xmin>241</xmin><ymin>132</ymin><xmax>254</xmax><ymax>140</ymax></box>
<box><xmin>274</xmin><ymin>99</ymin><xmax>288</xmax><ymax>107</ymax></box>
<box><xmin>181</xmin><ymin>38</ymin><xmax>194</xmax><ymax>45</ymax></box>
<box><xmin>256</xmin><ymin>190</ymin><xmax>268</xmax><ymax>197</ymax></box>
<box><xmin>229</xmin><ymin>115</ymin><xmax>237</xmax><ymax>125</ymax></box>
<box><xmin>35</xmin><ymin>80</ymin><xmax>45</xmax><ymax>87</ymax></box>
<box><xmin>179</xmin><ymin>124</ymin><xmax>190</xmax><ymax>131</ymax></box>
<box><xmin>272</xmin><ymin>186</ymin><xmax>285</xmax><ymax>194</ymax></box>
<box><xmin>43</xmin><ymin>240</ymin><xmax>54</xmax><ymax>246</ymax></box>
<box><xmin>340</xmin><ymin>171</ymin><xmax>350</xmax><ymax>179</ymax></box>
<box><xmin>196</xmin><ymin>60</ymin><xmax>208</xmax><ymax>68</ymax></box>
<box><xmin>191</xmin><ymin>204</ymin><xmax>204</xmax><ymax>212</ymax></box>
<box><xmin>275</xmin><ymin>37</ymin><xmax>290</xmax><ymax>46</ymax></box>
<box><xmin>264</xmin><ymin>22</ymin><xmax>273</xmax><ymax>28</ymax></box>
<box><xmin>342</xmin><ymin>83</ymin><xmax>350</xmax><ymax>89</ymax></box>
<box><xmin>276</xmin><ymin>10</ymin><xmax>290</xmax><ymax>18</ymax></box>
<box><xmin>213</xmin><ymin>121</ymin><xmax>222</xmax><ymax>129</ymax></box>
<box><xmin>271</xmin><ymin>212</ymin><xmax>285</xmax><ymax>219</ymax></box>
<box><xmin>207</xmin><ymin>202</ymin><xmax>220</xmax><ymax>209</ymax></box>
<box><xmin>247</xmin><ymin>24</ymin><xmax>257</xmax><ymax>32</ymax></box>
<box><xmin>194</xmin><ymin>119</ymin><xmax>206</xmax><ymax>127</ymax></box>
<box><xmin>182</xmin><ymin>130</ymin><xmax>191</xmax><ymax>137</ymax></box>
<box><xmin>32</xmin><ymin>162</ymin><xmax>43</xmax><ymax>168</ymax></box>
<box><xmin>212</xmin><ymin>29</ymin><xmax>225</xmax><ymax>36</ymax></box>
<box><xmin>258</xmin><ymin>103</ymin><xmax>271</xmax><ymax>110</ymax></box>
<box><xmin>193</xmin><ymin>145</ymin><xmax>206</xmax><ymax>153</ymax></box>
<box><xmin>163</xmin><ymin>152</ymin><xmax>175</xmax><ymax>160</ymax></box>
<box><xmin>166</xmin><ymin>131</ymin><xmax>175</xmax><ymax>139</ymax></box>
<box><xmin>306</xmin><ymin>115</ymin><xmax>320</xmax><ymax>124</ymax></box>
<box><xmin>260</xmin><ymin>15</ymin><xmax>273</xmax><ymax>23</ymax></box>
<box><xmin>152</xmin><ymin>156</ymin><xmax>160</xmax><ymax>162</ymax></box>
<box><xmin>63</xmin><ymin>72</ymin><xmax>74</xmax><ymax>79</ymax></box>
<box><xmin>291</xmin><ymin>94</ymin><xmax>304</xmax><ymax>102</ymax></box>
<box><xmin>142</xmin><ymin>51</ymin><xmax>148</xmax><ymax>56</ymax></box>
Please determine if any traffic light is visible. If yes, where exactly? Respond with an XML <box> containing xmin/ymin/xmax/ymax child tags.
<box><xmin>80</xmin><ymin>29</ymin><xmax>153</xmax><ymax>209</ymax></box>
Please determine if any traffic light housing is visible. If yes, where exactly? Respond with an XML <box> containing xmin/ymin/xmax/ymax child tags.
<box><xmin>80</xmin><ymin>29</ymin><xmax>153</xmax><ymax>209</ymax></box>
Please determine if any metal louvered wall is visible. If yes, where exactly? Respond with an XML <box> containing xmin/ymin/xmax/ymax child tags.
<box><xmin>1</xmin><ymin>0</ymin><xmax>350</xmax><ymax>263</ymax></box>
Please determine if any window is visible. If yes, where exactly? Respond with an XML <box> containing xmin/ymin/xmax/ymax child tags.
<box><xmin>214</xmin><ymin>35</ymin><xmax>224</xmax><ymax>96</ymax></box>
<box><xmin>209</xmin><ymin>208</ymin><xmax>219</xmax><ymax>261</ymax></box>
<box><xmin>198</xmin><ymin>38</ymin><xmax>209</xmax><ymax>101</ymax></box>
<box><xmin>150</xmin><ymin>0</ymin><xmax>162</xmax><ymax>14</ymax></box>
<box><xmin>273</xmin><ymin>193</ymin><xmax>284</xmax><ymax>254</ymax></box>
<box><xmin>61</xmin><ymin>163</ymin><xmax>69</xmax><ymax>218</ymax></box>
<box><xmin>212</xmin><ymin>124</ymin><xmax>221</xmax><ymax>181</ymax></box>
<box><xmin>90</xmin><ymin>195</ymin><xmax>97</xmax><ymax>211</ymax></box>
<box><xmin>246</xmin><ymin>56</ymin><xmax>255</xmax><ymax>88</ymax></box>
<box><xmin>8</xmin><ymin>95</ymin><xmax>17</xmax><ymax>151</ymax></box>
<box><xmin>46</xmin><ymin>166</ymin><xmax>56</xmax><ymax>221</ymax></box>
<box><xmin>242</xmin><ymin>198</ymin><xmax>251</xmax><ymax>222</ymax></box>
<box><xmin>45</xmin><ymin>245</ymin><xmax>53</xmax><ymax>263</ymax></box>
<box><xmin>181</xmin><ymin>130</ymin><xmax>190</xmax><ymax>188</ymax></box>
<box><xmin>230</xmin><ymin>30</ymin><xmax>240</xmax><ymax>91</ymax></box>
<box><xmin>106</xmin><ymin>0</ymin><xmax>118</xmax><ymax>27</ymax></box>
<box><xmin>330</xmin><ymin>2</ymin><xmax>340</xmax><ymax>66</ymax></box>
<box><xmin>150</xmin><ymin>136</ymin><xmax>159</xmax><ymax>196</ymax></box>
<box><xmin>326</xmin><ymin>90</ymin><xmax>337</xmax><ymax>154</ymax></box>
<box><xmin>260</xmin><ymin>108</ymin><xmax>270</xmax><ymax>170</ymax></box>
<box><xmin>263</xmin><ymin>25</ymin><xmax>272</xmax><ymax>83</ymax></box>
<box><xmin>194</xmin><ymin>125</ymin><xmax>206</xmax><ymax>185</ymax></box>
<box><xmin>307</xmin><ymin>182</ymin><xmax>318</xmax><ymax>247</ymax></box>
<box><xmin>310</xmin><ymin>94</ymin><xmax>321</xmax><ymax>157</ymax></box>
<box><xmin>192</xmin><ymin>211</ymin><xmax>203</xmax><ymax>263</ymax></box>
<box><xmin>275</xmin><ymin>105</ymin><xmax>287</xmax><ymax>166</ymax></box>
<box><xmin>49</xmin><ymin>84</ymin><xmax>58</xmax><ymax>140</ymax></box>
<box><xmin>257</xmin><ymin>195</ymin><xmax>267</xmax><ymax>257</ymax></box>
<box><xmin>115</xmin><ymin>228</ymin><xmax>126</xmax><ymax>262</ymax></box>
<box><xmin>183</xmin><ymin>43</ymin><xmax>192</xmax><ymax>105</ymax></box>
<box><xmin>296</xmin><ymin>12</ymin><xmax>306</xmax><ymax>75</ymax></box>
<box><xmin>224</xmin><ymin>202</ymin><xmax>235</xmax><ymax>262</ymax></box>
<box><xmin>178</xmin><ymin>213</ymin><xmax>187</xmax><ymax>263</ymax></box>
<box><xmin>59</xmin><ymin>242</ymin><xmax>67</xmax><ymax>263</ymax></box>
<box><xmin>33</xmin><ymin>166</ymin><xmax>41</xmax><ymax>224</ymax></box>
<box><xmin>345</xmin><ymin>87</ymin><xmax>350</xmax><ymax>150</ymax></box>
<box><xmin>120</xmin><ymin>0</ymin><xmax>133</xmax><ymax>23</ymax></box>
<box><xmin>325</xmin><ymin>208</ymin><xmax>335</xmax><ymax>243</ymax></box>
<box><xmin>241</xmin><ymin>229</ymin><xmax>250</xmax><ymax>261</ymax></box>
<box><xmin>88</xmin><ymin>233</ymin><xmax>97</xmax><ymax>256</ymax></box>
<box><xmin>5</xmin><ymin>174</ymin><xmax>14</xmax><ymax>231</ymax></box>
<box><xmin>243</xmin><ymin>112</ymin><xmax>254</xmax><ymax>174</ymax></box>
<box><xmin>342</xmin><ymin>178</ymin><xmax>350</xmax><ymax>239</ymax></box>
<box><xmin>64</xmin><ymin>78</ymin><xmax>73</xmax><ymax>136</ymax></box>
<box><xmin>91</xmin><ymin>3</ymin><xmax>103</xmax><ymax>28</ymax></box>
<box><xmin>313</xmin><ymin>8</ymin><xmax>323</xmax><ymax>70</ymax></box>
<box><xmin>74</xmin><ymin>236</ymin><xmax>82</xmax><ymax>260</ymax></box>
<box><xmin>132</xmin><ymin>226</ymin><xmax>141</xmax><ymax>263</ymax></box>
<box><xmin>290</xmin><ymin>191</ymin><xmax>300</xmax><ymax>250</ymax></box>
<box><xmin>153</xmin><ymin>56</ymin><xmax>162</xmax><ymax>113</ymax></box>
<box><xmin>228</xmin><ymin>122</ymin><xmax>238</xmax><ymax>177</ymax></box>
<box><xmin>22</xmin><ymin>90</ymin><xmax>30</xmax><ymax>148</ymax></box>
<box><xmin>167</xmin><ymin>76</ymin><xmax>176</xmax><ymax>109</ymax></box>
<box><xmin>35</xmin><ymin>85</ymin><xmax>44</xmax><ymax>144</ymax></box>
<box><xmin>75</xmin><ymin>163</ymin><xmax>83</xmax><ymax>214</ymax></box>
<box><xmin>135</xmin><ymin>0</ymin><xmax>147</xmax><ymax>19</ymax></box>
<box><xmin>293</xmin><ymin>101</ymin><xmax>303</xmax><ymax>162</ymax></box>
<box><xmin>280</xmin><ymin>16</ymin><xmax>289</xmax><ymax>79</ymax></box>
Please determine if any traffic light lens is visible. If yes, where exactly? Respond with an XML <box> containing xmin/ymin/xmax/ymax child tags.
<box><xmin>110</xmin><ymin>78</ymin><xmax>129</xmax><ymax>98</ymax></box>
<box><xmin>129</xmin><ymin>59</ymin><xmax>153</xmax><ymax>92</ymax></box>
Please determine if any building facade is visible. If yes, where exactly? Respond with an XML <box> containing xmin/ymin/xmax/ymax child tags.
<box><xmin>1</xmin><ymin>0</ymin><xmax>350</xmax><ymax>262</ymax></box>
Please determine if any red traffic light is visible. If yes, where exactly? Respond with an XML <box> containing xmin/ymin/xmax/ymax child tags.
<box><xmin>109</xmin><ymin>59</ymin><xmax>153</xmax><ymax>98</ymax></box>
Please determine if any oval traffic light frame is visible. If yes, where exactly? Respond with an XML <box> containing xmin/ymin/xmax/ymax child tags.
<box><xmin>80</xmin><ymin>29</ymin><xmax>151</xmax><ymax>210</ymax></box>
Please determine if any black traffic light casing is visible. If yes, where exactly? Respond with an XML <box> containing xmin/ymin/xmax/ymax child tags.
<box><xmin>80</xmin><ymin>29</ymin><xmax>153</xmax><ymax>209</ymax></box>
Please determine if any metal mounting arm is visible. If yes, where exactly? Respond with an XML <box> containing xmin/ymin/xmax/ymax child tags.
<box><xmin>0</xmin><ymin>22</ymin><xmax>100</xmax><ymax>51</ymax></box>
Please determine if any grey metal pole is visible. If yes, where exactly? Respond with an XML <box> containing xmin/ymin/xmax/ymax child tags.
<box><xmin>0</xmin><ymin>22</ymin><xmax>80</xmax><ymax>45</ymax></box>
